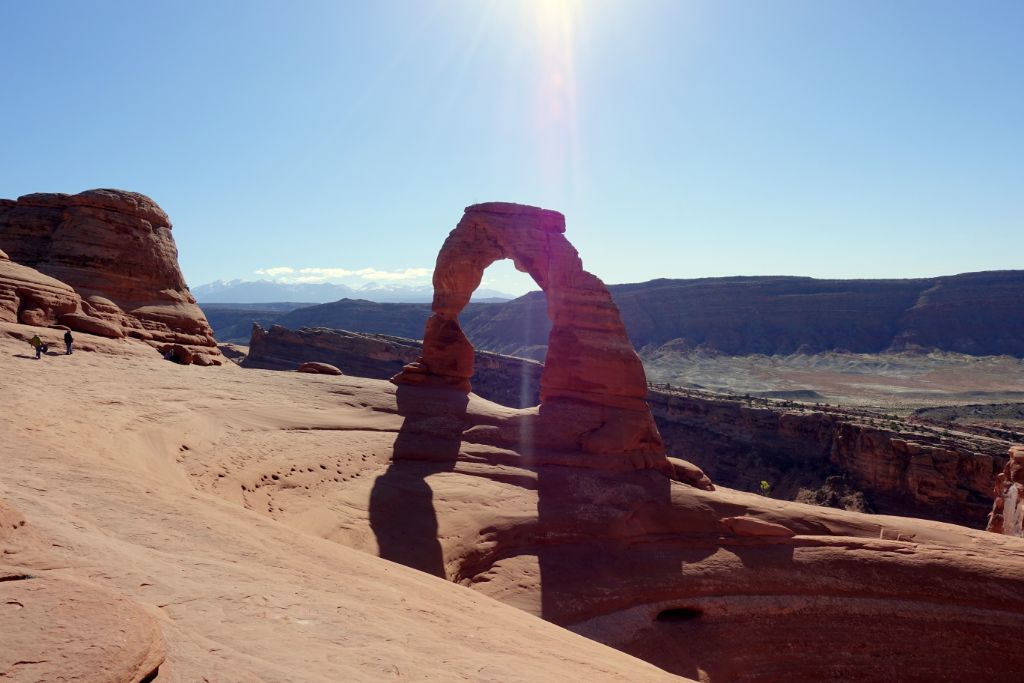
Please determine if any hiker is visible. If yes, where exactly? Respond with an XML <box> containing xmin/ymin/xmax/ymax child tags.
<box><xmin>64</xmin><ymin>330</ymin><xmax>74</xmax><ymax>355</ymax></box>
<box><xmin>29</xmin><ymin>334</ymin><xmax>44</xmax><ymax>359</ymax></box>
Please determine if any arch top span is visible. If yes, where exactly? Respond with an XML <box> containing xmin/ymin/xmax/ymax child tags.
<box><xmin>393</xmin><ymin>202</ymin><xmax>666</xmax><ymax>462</ymax></box>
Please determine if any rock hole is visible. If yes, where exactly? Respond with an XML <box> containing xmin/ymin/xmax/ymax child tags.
<box><xmin>140</xmin><ymin>665</ymin><xmax>160</xmax><ymax>683</ymax></box>
<box><xmin>655</xmin><ymin>607</ymin><xmax>703</xmax><ymax>623</ymax></box>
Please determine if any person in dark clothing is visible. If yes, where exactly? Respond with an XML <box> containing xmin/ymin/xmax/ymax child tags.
<box><xmin>64</xmin><ymin>330</ymin><xmax>74</xmax><ymax>355</ymax></box>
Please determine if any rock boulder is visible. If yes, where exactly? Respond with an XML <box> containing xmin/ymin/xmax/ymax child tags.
<box><xmin>297</xmin><ymin>361</ymin><xmax>344</xmax><ymax>375</ymax></box>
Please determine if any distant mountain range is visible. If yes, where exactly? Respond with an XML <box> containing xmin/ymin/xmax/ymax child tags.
<box><xmin>192</xmin><ymin>279</ymin><xmax>514</xmax><ymax>304</ymax></box>
<box><xmin>199</xmin><ymin>270</ymin><xmax>1024</xmax><ymax>358</ymax></box>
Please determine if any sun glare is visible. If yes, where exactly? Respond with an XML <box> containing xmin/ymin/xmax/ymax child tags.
<box><xmin>523</xmin><ymin>0</ymin><xmax>583</xmax><ymax>198</ymax></box>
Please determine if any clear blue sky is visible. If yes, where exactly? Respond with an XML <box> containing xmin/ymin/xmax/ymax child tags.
<box><xmin>2</xmin><ymin>0</ymin><xmax>1021</xmax><ymax>295</ymax></box>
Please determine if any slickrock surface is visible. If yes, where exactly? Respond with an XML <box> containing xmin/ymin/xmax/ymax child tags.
<box><xmin>0</xmin><ymin>333</ymin><xmax>679</xmax><ymax>682</ymax></box>
<box><xmin>394</xmin><ymin>202</ymin><xmax>666</xmax><ymax>464</ymax></box>
<box><xmin>245</xmin><ymin>322</ymin><xmax>543</xmax><ymax>408</ymax></box>
<box><xmin>4</xmin><ymin>326</ymin><xmax>1024</xmax><ymax>680</ymax></box>
<box><xmin>988</xmin><ymin>446</ymin><xmax>1024</xmax><ymax>535</ymax></box>
<box><xmin>0</xmin><ymin>502</ymin><xmax>165</xmax><ymax>682</ymax></box>
<box><xmin>165</xmin><ymin>375</ymin><xmax>1024</xmax><ymax>681</ymax></box>
<box><xmin>0</xmin><ymin>189</ymin><xmax>220</xmax><ymax>364</ymax></box>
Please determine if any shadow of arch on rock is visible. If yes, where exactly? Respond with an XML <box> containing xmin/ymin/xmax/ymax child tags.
<box><xmin>368</xmin><ymin>385</ymin><xmax>467</xmax><ymax>579</ymax></box>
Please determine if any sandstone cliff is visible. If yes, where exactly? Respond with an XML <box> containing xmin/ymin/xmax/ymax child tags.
<box><xmin>0</xmin><ymin>189</ymin><xmax>220</xmax><ymax>364</ymax></box>
<box><xmin>649</xmin><ymin>388</ymin><xmax>1009</xmax><ymax>527</ymax></box>
<box><xmin>244</xmin><ymin>323</ymin><xmax>542</xmax><ymax>409</ymax></box>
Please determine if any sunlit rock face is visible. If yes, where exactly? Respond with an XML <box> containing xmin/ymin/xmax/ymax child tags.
<box><xmin>0</xmin><ymin>189</ymin><xmax>220</xmax><ymax>364</ymax></box>
<box><xmin>392</xmin><ymin>202</ymin><xmax>666</xmax><ymax>468</ymax></box>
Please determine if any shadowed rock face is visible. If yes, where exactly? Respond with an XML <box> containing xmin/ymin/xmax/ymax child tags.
<box><xmin>0</xmin><ymin>189</ymin><xmax>219</xmax><ymax>363</ymax></box>
<box><xmin>0</xmin><ymin>247</ymin><xmax>82</xmax><ymax>327</ymax></box>
<box><xmin>648</xmin><ymin>390</ymin><xmax>1009</xmax><ymax>528</ymax></box>
<box><xmin>393</xmin><ymin>202</ymin><xmax>666</xmax><ymax>465</ymax></box>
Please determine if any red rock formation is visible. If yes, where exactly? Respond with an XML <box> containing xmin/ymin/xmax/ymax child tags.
<box><xmin>987</xmin><ymin>445</ymin><xmax>1024</xmax><ymax>535</ymax></box>
<box><xmin>0</xmin><ymin>248</ymin><xmax>81</xmax><ymax>326</ymax></box>
<box><xmin>393</xmin><ymin>202</ymin><xmax>666</xmax><ymax>468</ymax></box>
<box><xmin>0</xmin><ymin>189</ymin><xmax>219</xmax><ymax>363</ymax></box>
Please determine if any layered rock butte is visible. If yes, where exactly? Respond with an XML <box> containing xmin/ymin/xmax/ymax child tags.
<box><xmin>4</xmin><ymin>200</ymin><xmax>1024</xmax><ymax>680</ymax></box>
<box><xmin>0</xmin><ymin>189</ymin><xmax>220</xmax><ymax>364</ymax></box>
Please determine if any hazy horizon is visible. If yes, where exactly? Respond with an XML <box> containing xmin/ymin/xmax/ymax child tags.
<box><xmin>3</xmin><ymin>1</ymin><xmax>1021</xmax><ymax>297</ymax></box>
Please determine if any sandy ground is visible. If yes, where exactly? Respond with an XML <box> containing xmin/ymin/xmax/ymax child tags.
<box><xmin>0</xmin><ymin>325</ymin><xmax>681</xmax><ymax>682</ymax></box>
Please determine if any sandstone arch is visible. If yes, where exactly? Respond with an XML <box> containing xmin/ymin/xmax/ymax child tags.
<box><xmin>393</xmin><ymin>202</ymin><xmax>666</xmax><ymax>462</ymax></box>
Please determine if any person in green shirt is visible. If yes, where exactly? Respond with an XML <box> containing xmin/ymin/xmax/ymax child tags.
<box><xmin>29</xmin><ymin>334</ymin><xmax>44</xmax><ymax>359</ymax></box>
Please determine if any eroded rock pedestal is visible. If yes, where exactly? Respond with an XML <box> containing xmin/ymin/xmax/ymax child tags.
<box><xmin>0</xmin><ymin>189</ymin><xmax>220</xmax><ymax>364</ymax></box>
<box><xmin>393</xmin><ymin>202</ymin><xmax>666</xmax><ymax>468</ymax></box>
